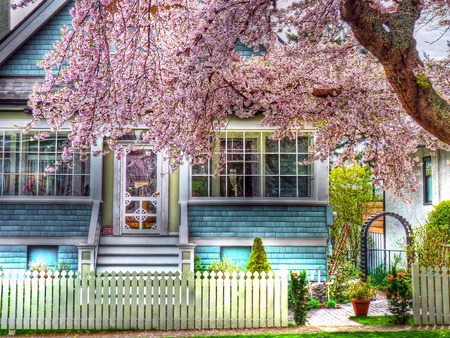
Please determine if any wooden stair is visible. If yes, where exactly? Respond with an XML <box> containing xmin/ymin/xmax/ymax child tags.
<box><xmin>96</xmin><ymin>235</ymin><xmax>180</xmax><ymax>273</ymax></box>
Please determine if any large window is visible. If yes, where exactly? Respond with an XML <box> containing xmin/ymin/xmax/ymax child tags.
<box><xmin>0</xmin><ymin>130</ymin><xmax>90</xmax><ymax>196</ymax></box>
<box><xmin>191</xmin><ymin>131</ymin><xmax>313</xmax><ymax>198</ymax></box>
<box><xmin>423</xmin><ymin>156</ymin><xmax>432</xmax><ymax>204</ymax></box>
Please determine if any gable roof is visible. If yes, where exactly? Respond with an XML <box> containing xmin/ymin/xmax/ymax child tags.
<box><xmin>0</xmin><ymin>0</ymin><xmax>70</xmax><ymax>67</ymax></box>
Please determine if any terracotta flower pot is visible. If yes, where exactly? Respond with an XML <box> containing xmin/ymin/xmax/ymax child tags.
<box><xmin>351</xmin><ymin>299</ymin><xmax>371</xmax><ymax>316</ymax></box>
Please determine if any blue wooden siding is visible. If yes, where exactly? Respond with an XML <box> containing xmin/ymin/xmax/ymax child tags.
<box><xmin>0</xmin><ymin>245</ymin><xmax>78</xmax><ymax>271</ymax></box>
<box><xmin>0</xmin><ymin>1</ymin><xmax>74</xmax><ymax>76</ymax></box>
<box><xmin>0</xmin><ymin>204</ymin><xmax>92</xmax><ymax>237</ymax></box>
<box><xmin>195</xmin><ymin>245</ymin><xmax>327</xmax><ymax>279</ymax></box>
<box><xmin>189</xmin><ymin>205</ymin><xmax>329</xmax><ymax>238</ymax></box>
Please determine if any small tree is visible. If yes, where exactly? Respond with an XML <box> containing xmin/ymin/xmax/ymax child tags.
<box><xmin>246</xmin><ymin>237</ymin><xmax>272</xmax><ymax>273</ymax></box>
<box><xmin>412</xmin><ymin>200</ymin><xmax>450</xmax><ymax>267</ymax></box>
<box><xmin>386</xmin><ymin>264</ymin><xmax>412</xmax><ymax>325</ymax></box>
<box><xmin>288</xmin><ymin>270</ymin><xmax>309</xmax><ymax>325</ymax></box>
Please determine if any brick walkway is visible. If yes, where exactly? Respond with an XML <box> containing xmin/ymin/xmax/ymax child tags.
<box><xmin>307</xmin><ymin>299</ymin><xmax>391</xmax><ymax>326</ymax></box>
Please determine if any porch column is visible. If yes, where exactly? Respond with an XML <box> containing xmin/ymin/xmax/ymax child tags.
<box><xmin>178</xmin><ymin>161</ymin><xmax>195</xmax><ymax>272</ymax></box>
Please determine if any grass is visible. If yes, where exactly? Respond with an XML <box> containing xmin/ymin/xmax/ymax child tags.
<box><xmin>186</xmin><ymin>331</ymin><xmax>450</xmax><ymax>338</ymax></box>
<box><xmin>350</xmin><ymin>315</ymin><xmax>414</xmax><ymax>326</ymax></box>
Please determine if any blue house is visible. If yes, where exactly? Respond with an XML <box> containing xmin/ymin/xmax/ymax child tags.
<box><xmin>0</xmin><ymin>0</ymin><xmax>332</xmax><ymax>278</ymax></box>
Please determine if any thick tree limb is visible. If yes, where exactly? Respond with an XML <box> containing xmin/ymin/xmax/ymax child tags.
<box><xmin>340</xmin><ymin>0</ymin><xmax>450</xmax><ymax>145</ymax></box>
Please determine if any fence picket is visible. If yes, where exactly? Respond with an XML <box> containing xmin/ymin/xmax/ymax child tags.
<box><xmin>66</xmin><ymin>271</ymin><xmax>75</xmax><ymax>330</ymax></box>
<box><xmin>435</xmin><ymin>267</ymin><xmax>443</xmax><ymax>325</ymax></box>
<box><xmin>237</xmin><ymin>272</ymin><xmax>245</xmax><ymax>328</ymax></box>
<box><xmin>109</xmin><ymin>272</ymin><xmax>118</xmax><ymax>329</ymax></box>
<box><xmin>443</xmin><ymin>267</ymin><xmax>450</xmax><ymax>324</ymax></box>
<box><xmin>130</xmin><ymin>272</ymin><xmax>138</xmax><ymax>329</ymax></box>
<box><xmin>0</xmin><ymin>270</ymin><xmax>289</xmax><ymax>331</ymax></box>
<box><xmin>37</xmin><ymin>273</ymin><xmax>46</xmax><ymax>330</ymax></box>
<box><xmin>209</xmin><ymin>271</ymin><xmax>217</xmax><ymax>329</ymax></box>
<box><xmin>260</xmin><ymin>272</ymin><xmax>267</xmax><ymax>328</ymax></box>
<box><xmin>95</xmin><ymin>273</ymin><xmax>103</xmax><ymax>330</ymax></box>
<box><xmin>419</xmin><ymin>266</ymin><xmax>428</xmax><ymax>325</ymax></box>
<box><xmin>427</xmin><ymin>267</ymin><xmax>436</xmax><ymax>324</ymax></box>
<box><xmin>412</xmin><ymin>264</ymin><xmax>420</xmax><ymax>325</ymax></box>
<box><xmin>137</xmin><ymin>272</ymin><xmax>145</xmax><ymax>330</ymax></box>
<box><xmin>267</xmin><ymin>271</ymin><xmax>274</xmax><ymax>327</ymax></box>
<box><xmin>59</xmin><ymin>271</ymin><xmax>68</xmax><ymax>330</ymax></box>
<box><xmin>16</xmin><ymin>274</ymin><xmax>24</xmax><ymax>330</ymax></box>
<box><xmin>280</xmin><ymin>271</ymin><xmax>288</xmax><ymax>327</ymax></box>
<box><xmin>216</xmin><ymin>272</ymin><xmax>224</xmax><ymax>329</ymax></box>
<box><xmin>223</xmin><ymin>272</ymin><xmax>231</xmax><ymax>329</ymax></box>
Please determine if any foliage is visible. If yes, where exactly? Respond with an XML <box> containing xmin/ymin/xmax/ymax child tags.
<box><xmin>28</xmin><ymin>259</ymin><xmax>50</xmax><ymax>274</ymax></box>
<box><xmin>208</xmin><ymin>257</ymin><xmax>243</xmax><ymax>274</ymax></box>
<box><xmin>16</xmin><ymin>0</ymin><xmax>450</xmax><ymax>199</ymax></box>
<box><xmin>288</xmin><ymin>270</ymin><xmax>309</xmax><ymax>326</ymax></box>
<box><xmin>329</xmin><ymin>164</ymin><xmax>380</xmax><ymax>261</ymax></box>
<box><xmin>369</xmin><ymin>264</ymin><xmax>389</xmax><ymax>291</ymax></box>
<box><xmin>54</xmin><ymin>259</ymin><xmax>71</xmax><ymax>273</ymax></box>
<box><xmin>347</xmin><ymin>280</ymin><xmax>375</xmax><ymax>300</ymax></box>
<box><xmin>411</xmin><ymin>200</ymin><xmax>450</xmax><ymax>267</ymax></box>
<box><xmin>194</xmin><ymin>256</ymin><xmax>207</xmax><ymax>273</ymax></box>
<box><xmin>329</xmin><ymin>258</ymin><xmax>360</xmax><ymax>303</ymax></box>
<box><xmin>245</xmin><ymin>237</ymin><xmax>272</xmax><ymax>273</ymax></box>
<box><xmin>386</xmin><ymin>265</ymin><xmax>412</xmax><ymax>325</ymax></box>
<box><xmin>307</xmin><ymin>299</ymin><xmax>321</xmax><ymax>309</ymax></box>
<box><xmin>326</xmin><ymin>300</ymin><xmax>337</xmax><ymax>308</ymax></box>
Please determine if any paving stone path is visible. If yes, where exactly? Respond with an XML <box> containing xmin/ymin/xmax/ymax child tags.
<box><xmin>307</xmin><ymin>299</ymin><xmax>391</xmax><ymax>326</ymax></box>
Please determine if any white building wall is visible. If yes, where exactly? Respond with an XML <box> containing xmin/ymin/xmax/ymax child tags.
<box><xmin>385</xmin><ymin>149</ymin><xmax>450</xmax><ymax>250</ymax></box>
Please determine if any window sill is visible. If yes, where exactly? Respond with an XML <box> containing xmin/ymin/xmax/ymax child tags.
<box><xmin>187</xmin><ymin>198</ymin><xmax>328</xmax><ymax>206</ymax></box>
<box><xmin>0</xmin><ymin>196</ymin><xmax>94</xmax><ymax>204</ymax></box>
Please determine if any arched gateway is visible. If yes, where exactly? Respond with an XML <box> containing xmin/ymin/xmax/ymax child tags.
<box><xmin>360</xmin><ymin>212</ymin><xmax>413</xmax><ymax>279</ymax></box>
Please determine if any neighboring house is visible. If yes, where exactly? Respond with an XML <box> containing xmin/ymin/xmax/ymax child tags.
<box><xmin>384</xmin><ymin>148</ymin><xmax>450</xmax><ymax>251</ymax></box>
<box><xmin>0</xmin><ymin>0</ymin><xmax>333</xmax><ymax>278</ymax></box>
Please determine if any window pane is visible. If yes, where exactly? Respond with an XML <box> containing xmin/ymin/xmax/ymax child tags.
<box><xmin>280</xmin><ymin>154</ymin><xmax>296</xmax><ymax>175</ymax></box>
<box><xmin>265</xmin><ymin>176</ymin><xmax>279</xmax><ymax>197</ymax></box>
<box><xmin>298</xmin><ymin>136</ymin><xmax>309</xmax><ymax>152</ymax></box>
<box><xmin>192</xmin><ymin>164</ymin><xmax>208</xmax><ymax>175</ymax></box>
<box><xmin>142</xmin><ymin>216</ymin><xmax>157</xmax><ymax>229</ymax></box>
<box><xmin>245</xmin><ymin>154</ymin><xmax>259</xmax><ymax>175</ymax></box>
<box><xmin>245</xmin><ymin>176</ymin><xmax>260</xmax><ymax>197</ymax></box>
<box><xmin>72</xmin><ymin>175</ymin><xmax>90</xmax><ymax>196</ymax></box>
<box><xmin>2</xmin><ymin>174</ymin><xmax>18</xmax><ymax>195</ymax></box>
<box><xmin>280</xmin><ymin>137</ymin><xmax>296</xmax><ymax>153</ymax></box>
<box><xmin>280</xmin><ymin>176</ymin><xmax>297</xmax><ymax>197</ymax></box>
<box><xmin>56</xmin><ymin>175</ymin><xmax>72</xmax><ymax>196</ymax></box>
<box><xmin>265</xmin><ymin>134</ymin><xmax>278</xmax><ymax>152</ymax></box>
<box><xmin>244</xmin><ymin>132</ymin><xmax>260</xmax><ymax>153</ymax></box>
<box><xmin>39</xmin><ymin>135</ymin><xmax>57</xmax><ymax>153</ymax></box>
<box><xmin>227</xmin><ymin>154</ymin><xmax>243</xmax><ymax>175</ymax></box>
<box><xmin>298</xmin><ymin>176</ymin><xmax>311</xmax><ymax>197</ymax></box>
<box><xmin>4</xmin><ymin>132</ymin><xmax>21</xmax><ymax>152</ymax></box>
<box><xmin>227</xmin><ymin>175</ymin><xmax>244</xmax><ymax>197</ymax></box>
<box><xmin>265</xmin><ymin>154</ymin><xmax>279</xmax><ymax>175</ymax></box>
<box><xmin>192</xmin><ymin>176</ymin><xmax>209</xmax><ymax>197</ymax></box>
<box><xmin>73</xmin><ymin>154</ymin><xmax>90</xmax><ymax>175</ymax></box>
<box><xmin>298</xmin><ymin>154</ymin><xmax>312</xmax><ymax>175</ymax></box>
<box><xmin>227</xmin><ymin>132</ymin><xmax>244</xmax><ymax>152</ymax></box>
<box><xmin>126</xmin><ymin>150</ymin><xmax>157</xmax><ymax>196</ymax></box>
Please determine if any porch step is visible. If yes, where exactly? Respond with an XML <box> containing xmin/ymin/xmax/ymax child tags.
<box><xmin>96</xmin><ymin>235</ymin><xmax>180</xmax><ymax>273</ymax></box>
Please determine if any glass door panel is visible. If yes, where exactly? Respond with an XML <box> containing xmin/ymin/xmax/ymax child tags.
<box><xmin>121</xmin><ymin>150</ymin><xmax>160</xmax><ymax>234</ymax></box>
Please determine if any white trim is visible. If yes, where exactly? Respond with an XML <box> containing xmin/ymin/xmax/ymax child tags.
<box><xmin>191</xmin><ymin>237</ymin><xmax>328</xmax><ymax>247</ymax></box>
<box><xmin>187</xmin><ymin>199</ymin><xmax>328</xmax><ymax>206</ymax></box>
<box><xmin>0</xmin><ymin>197</ymin><xmax>93</xmax><ymax>204</ymax></box>
<box><xmin>0</xmin><ymin>237</ymin><xmax>87</xmax><ymax>245</ymax></box>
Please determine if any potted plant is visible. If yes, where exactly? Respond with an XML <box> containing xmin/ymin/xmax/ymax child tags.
<box><xmin>348</xmin><ymin>280</ymin><xmax>375</xmax><ymax>316</ymax></box>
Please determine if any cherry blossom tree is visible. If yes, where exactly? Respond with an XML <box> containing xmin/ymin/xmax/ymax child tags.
<box><xmin>12</xmin><ymin>0</ymin><xmax>450</xmax><ymax>196</ymax></box>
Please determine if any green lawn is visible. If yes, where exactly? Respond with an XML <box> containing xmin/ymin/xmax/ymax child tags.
<box><xmin>185</xmin><ymin>331</ymin><xmax>450</xmax><ymax>338</ymax></box>
<box><xmin>350</xmin><ymin>315</ymin><xmax>414</xmax><ymax>326</ymax></box>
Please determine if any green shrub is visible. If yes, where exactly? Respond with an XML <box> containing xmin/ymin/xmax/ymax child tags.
<box><xmin>209</xmin><ymin>257</ymin><xmax>243</xmax><ymax>274</ymax></box>
<box><xmin>288</xmin><ymin>270</ymin><xmax>309</xmax><ymax>325</ymax></box>
<box><xmin>307</xmin><ymin>299</ymin><xmax>321</xmax><ymax>309</ymax></box>
<box><xmin>348</xmin><ymin>280</ymin><xmax>375</xmax><ymax>300</ymax></box>
<box><xmin>246</xmin><ymin>237</ymin><xmax>272</xmax><ymax>273</ymax></box>
<box><xmin>327</xmin><ymin>299</ymin><xmax>337</xmax><ymax>308</ymax></box>
<box><xmin>412</xmin><ymin>200</ymin><xmax>450</xmax><ymax>267</ymax></box>
<box><xmin>386</xmin><ymin>264</ymin><xmax>412</xmax><ymax>325</ymax></box>
<box><xmin>329</xmin><ymin>258</ymin><xmax>360</xmax><ymax>303</ymax></box>
<box><xmin>370</xmin><ymin>264</ymin><xmax>389</xmax><ymax>291</ymax></box>
<box><xmin>194</xmin><ymin>256</ymin><xmax>207</xmax><ymax>273</ymax></box>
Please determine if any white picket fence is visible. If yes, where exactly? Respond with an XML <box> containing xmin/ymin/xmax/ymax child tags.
<box><xmin>412</xmin><ymin>263</ymin><xmax>450</xmax><ymax>325</ymax></box>
<box><xmin>0</xmin><ymin>270</ymin><xmax>288</xmax><ymax>331</ymax></box>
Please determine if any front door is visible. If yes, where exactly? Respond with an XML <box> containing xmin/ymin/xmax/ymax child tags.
<box><xmin>121</xmin><ymin>149</ymin><xmax>160</xmax><ymax>234</ymax></box>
